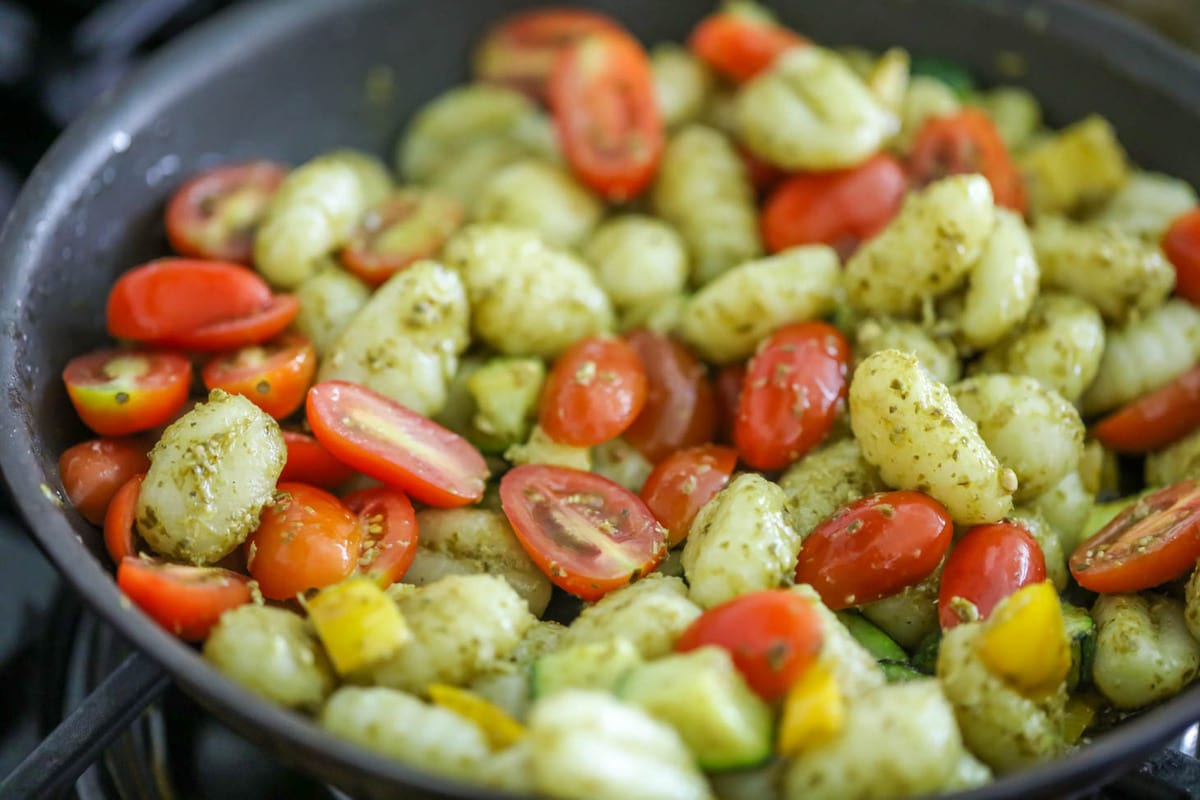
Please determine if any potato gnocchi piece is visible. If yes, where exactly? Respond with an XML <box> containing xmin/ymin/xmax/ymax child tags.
<box><xmin>1018</xmin><ymin>115</ymin><xmax>1129</xmax><ymax>216</ymax></box>
<box><xmin>975</xmin><ymin>86</ymin><xmax>1041</xmax><ymax>150</ymax></box>
<box><xmin>563</xmin><ymin>575</ymin><xmax>702</xmax><ymax>659</ymax></box>
<box><xmin>865</xmin><ymin>48</ymin><xmax>909</xmax><ymax>115</ymax></box>
<box><xmin>850</xmin><ymin>349</ymin><xmax>1014</xmax><ymax>525</ymax></box>
<box><xmin>474</xmin><ymin>159</ymin><xmax>602</xmax><ymax>248</ymax></box>
<box><xmin>1185</xmin><ymin>569</ymin><xmax>1200</xmax><ymax>644</ymax></box>
<box><xmin>652</xmin><ymin>43</ymin><xmax>715</xmax><ymax>129</ymax></box>
<box><xmin>652</xmin><ymin>125</ymin><xmax>762</xmax><ymax>285</ymax></box>
<box><xmin>791</xmin><ymin>584</ymin><xmax>887</xmax><ymax>697</ymax></box>
<box><xmin>737</xmin><ymin>46</ymin><xmax>897</xmax><ymax>171</ymax></box>
<box><xmin>1092</xmin><ymin>593</ymin><xmax>1200</xmax><ymax>710</ymax></box>
<box><xmin>958</xmin><ymin>208</ymin><xmax>1040</xmax><ymax>351</ymax></box>
<box><xmin>137</xmin><ymin>391</ymin><xmax>284</xmax><ymax>565</ymax></box>
<box><xmin>504</xmin><ymin>424</ymin><xmax>591</xmax><ymax>471</ymax></box>
<box><xmin>618</xmin><ymin>293</ymin><xmax>689</xmax><ymax>337</ymax></box>
<box><xmin>854</xmin><ymin>317</ymin><xmax>961</xmax><ymax>385</ymax></box>
<box><xmin>1008</xmin><ymin>508</ymin><xmax>1068</xmax><ymax>591</ymax></box>
<box><xmin>1092</xmin><ymin>171</ymin><xmax>1199</xmax><ymax>241</ymax></box>
<box><xmin>1146</xmin><ymin>427</ymin><xmax>1200</xmax><ymax>487</ymax></box>
<box><xmin>896</xmin><ymin>74</ymin><xmax>960</xmax><ymax>152</ymax></box>
<box><xmin>476</xmin><ymin>740</ymin><xmax>534</xmax><ymax>794</ymax></box>
<box><xmin>443</xmin><ymin>224</ymin><xmax>613</xmax><ymax>358</ymax></box>
<box><xmin>844</xmin><ymin>175</ymin><xmax>996</xmax><ymax>316</ymax></box>
<box><xmin>292</xmin><ymin>262</ymin><xmax>370</xmax><ymax>357</ymax></box>
<box><xmin>860</xmin><ymin>566</ymin><xmax>941</xmax><ymax>650</ymax></box>
<box><xmin>310</xmin><ymin>148</ymin><xmax>393</xmax><ymax>207</ymax></box>
<box><xmin>584</xmin><ymin>215</ymin><xmax>689</xmax><ymax>310</ymax></box>
<box><xmin>591</xmin><ymin>437</ymin><xmax>654</xmax><ymax>493</ymax></box>
<box><xmin>778</xmin><ymin>438</ymin><xmax>886</xmax><ymax>541</ymax></box>
<box><xmin>678</xmin><ymin>245</ymin><xmax>840</xmax><ymax>364</ymax></box>
<box><xmin>426</xmin><ymin>137</ymin><xmax>531</xmax><ymax>212</ymax></box>
<box><xmin>1029</xmin><ymin>471</ymin><xmax>1094</xmax><ymax>555</ymax></box>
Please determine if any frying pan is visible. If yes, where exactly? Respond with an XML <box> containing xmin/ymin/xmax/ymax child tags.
<box><xmin>1</xmin><ymin>0</ymin><xmax>1199</xmax><ymax>798</ymax></box>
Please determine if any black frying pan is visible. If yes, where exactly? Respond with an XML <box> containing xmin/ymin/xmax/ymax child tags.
<box><xmin>2</xmin><ymin>0</ymin><xmax>1200</xmax><ymax>798</ymax></box>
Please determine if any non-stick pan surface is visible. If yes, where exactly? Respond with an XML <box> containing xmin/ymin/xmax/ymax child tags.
<box><xmin>2</xmin><ymin>1</ymin><xmax>1200</xmax><ymax>798</ymax></box>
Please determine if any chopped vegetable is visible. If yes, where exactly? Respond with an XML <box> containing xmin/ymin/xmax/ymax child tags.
<box><xmin>306</xmin><ymin>576</ymin><xmax>410</xmax><ymax>675</ymax></box>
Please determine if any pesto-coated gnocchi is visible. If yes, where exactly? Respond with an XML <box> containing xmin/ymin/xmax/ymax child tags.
<box><xmin>1146</xmin><ymin>427</ymin><xmax>1200</xmax><ymax>487</ymax></box>
<box><xmin>1029</xmin><ymin>471</ymin><xmax>1095</xmax><ymax>554</ymax></box>
<box><xmin>860</xmin><ymin>567</ymin><xmax>941</xmax><ymax>650</ymax></box>
<box><xmin>896</xmin><ymin>75</ymin><xmax>960</xmax><ymax>152</ymax></box>
<box><xmin>652</xmin><ymin>43</ymin><xmax>714</xmax><ymax>129</ymax></box>
<box><xmin>974</xmin><ymin>86</ymin><xmax>1041</xmax><ymax>150</ymax></box>
<box><xmin>292</xmin><ymin>262</ymin><xmax>370</xmax><ymax>356</ymax></box>
<box><xmin>1018</xmin><ymin>115</ymin><xmax>1129</xmax><ymax>216</ymax></box>
<box><xmin>778</xmin><ymin>438</ymin><xmax>885</xmax><ymax>541</ymax></box>
<box><xmin>854</xmin><ymin>317</ymin><xmax>961</xmax><ymax>385</ymax></box>
<box><xmin>1091</xmin><ymin>594</ymin><xmax>1200</xmax><ymax>710</ymax></box>
<box><xmin>958</xmin><ymin>208</ymin><xmax>1040</xmax><ymax>351</ymax></box>
<box><xmin>1092</xmin><ymin>171</ymin><xmax>1199</xmax><ymax>241</ymax></box>
<box><xmin>562</xmin><ymin>575</ymin><xmax>701</xmax><ymax>659</ymax></box>
<box><xmin>311</xmin><ymin>148</ymin><xmax>394</xmax><ymax>207</ymax></box>
<box><xmin>474</xmin><ymin>159</ymin><xmax>602</xmax><ymax>248</ymax></box>
<box><xmin>583</xmin><ymin>215</ymin><xmax>689</xmax><ymax>309</ymax></box>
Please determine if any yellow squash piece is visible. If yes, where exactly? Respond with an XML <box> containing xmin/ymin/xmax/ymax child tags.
<box><xmin>428</xmin><ymin>683</ymin><xmax>526</xmax><ymax>750</ymax></box>
<box><xmin>777</xmin><ymin>662</ymin><xmax>845</xmax><ymax>757</ymax></box>
<box><xmin>306</xmin><ymin>577</ymin><xmax>410</xmax><ymax>676</ymax></box>
<box><xmin>1061</xmin><ymin>693</ymin><xmax>1102</xmax><ymax>745</ymax></box>
<box><xmin>977</xmin><ymin>581</ymin><xmax>1071</xmax><ymax>699</ymax></box>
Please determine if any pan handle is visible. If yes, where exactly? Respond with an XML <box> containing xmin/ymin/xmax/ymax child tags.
<box><xmin>0</xmin><ymin>649</ymin><xmax>168</xmax><ymax>800</ymax></box>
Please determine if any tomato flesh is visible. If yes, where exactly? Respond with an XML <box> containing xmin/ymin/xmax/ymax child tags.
<box><xmin>117</xmin><ymin>557</ymin><xmax>252</xmax><ymax>641</ymax></box>
<box><xmin>202</xmin><ymin>333</ymin><xmax>316</xmax><ymax>420</ymax></box>
<box><xmin>279</xmin><ymin>430</ymin><xmax>356</xmax><ymax>489</ymax></box>
<box><xmin>344</xmin><ymin>487</ymin><xmax>419</xmax><ymax>587</ymax></box>
<box><xmin>622</xmin><ymin>329</ymin><xmax>716</xmax><ymax>463</ymax></box>
<box><xmin>714</xmin><ymin>362</ymin><xmax>746</xmax><ymax>444</ymax></box>
<box><xmin>939</xmin><ymin>521</ymin><xmax>1046</xmax><ymax>629</ymax></box>
<box><xmin>153</xmin><ymin>293</ymin><xmax>299</xmax><ymax>352</ymax></box>
<box><xmin>63</xmin><ymin>349</ymin><xmax>192</xmax><ymax>436</ymax></box>
<box><xmin>58</xmin><ymin>437</ymin><xmax>149</xmax><ymax>525</ymax></box>
<box><xmin>1092</xmin><ymin>365</ymin><xmax>1200</xmax><ymax>453</ymax></box>
<box><xmin>341</xmin><ymin>191</ymin><xmax>464</xmax><ymax>286</ymax></box>
<box><xmin>540</xmin><ymin>336</ymin><xmax>648</xmax><ymax>447</ymax></box>
<box><xmin>908</xmin><ymin>109</ymin><xmax>1026</xmax><ymax>212</ymax></box>
<box><xmin>103</xmin><ymin>473</ymin><xmax>144</xmax><ymax>563</ymax></box>
<box><xmin>500</xmin><ymin>464</ymin><xmax>667</xmax><ymax>601</ymax></box>
<box><xmin>640</xmin><ymin>445</ymin><xmax>737</xmax><ymax>547</ymax></box>
<box><xmin>1163</xmin><ymin>208</ymin><xmax>1200</xmax><ymax>306</ymax></box>
<box><xmin>165</xmin><ymin>161</ymin><xmax>287</xmax><ymax>263</ymax></box>
<box><xmin>688</xmin><ymin>12</ymin><xmax>807</xmax><ymax>83</ymax></box>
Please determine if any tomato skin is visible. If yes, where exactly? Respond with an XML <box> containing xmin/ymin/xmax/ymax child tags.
<box><xmin>714</xmin><ymin>363</ymin><xmax>746</xmax><ymax>444</ymax></box>
<box><xmin>245</xmin><ymin>482</ymin><xmax>362</xmax><ymax>600</ymax></box>
<box><xmin>117</xmin><ymin>557</ymin><xmax>252</xmax><ymax>641</ymax></box>
<box><xmin>165</xmin><ymin>161</ymin><xmax>287</xmax><ymax>263</ymax></box>
<box><xmin>795</xmin><ymin>491</ymin><xmax>954</xmax><ymax>610</ymax></box>
<box><xmin>340</xmin><ymin>192</ymin><xmax>464</xmax><ymax>286</ymax></box>
<box><xmin>63</xmin><ymin>349</ymin><xmax>192</xmax><ymax>436</ymax></box>
<box><xmin>279</xmin><ymin>431</ymin><xmax>356</xmax><ymax>489</ymax></box>
<box><xmin>499</xmin><ymin>464</ymin><xmax>668</xmax><ymax>601</ymax></box>
<box><xmin>1070</xmin><ymin>481</ymin><xmax>1200</xmax><ymax>594</ymax></box>
<box><xmin>202</xmin><ymin>334</ymin><xmax>316</xmax><ymax>420</ymax></box>
<box><xmin>1092</xmin><ymin>365</ymin><xmax>1200</xmax><ymax>453</ymax></box>
<box><xmin>306</xmin><ymin>381</ymin><xmax>488</xmax><ymax>508</ymax></box>
<box><xmin>688</xmin><ymin>12</ymin><xmax>807</xmax><ymax>83</ymax></box>
<box><xmin>548</xmin><ymin>30</ymin><xmax>664</xmax><ymax>201</ymax></box>
<box><xmin>103</xmin><ymin>473</ymin><xmax>144</xmax><ymax>563</ymax></box>
<box><xmin>640</xmin><ymin>445</ymin><xmax>737</xmax><ymax>547</ymax></box>
<box><xmin>344</xmin><ymin>487</ymin><xmax>419</xmax><ymax>587</ymax></box>
<box><xmin>908</xmin><ymin>109</ymin><xmax>1026</xmax><ymax>212</ymax></box>
<box><xmin>152</xmin><ymin>293</ymin><xmax>299</xmax><ymax>352</ymax></box>
<box><xmin>1163</xmin><ymin>208</ymin><xmax>1200</xmax><ymax>306</ymax></box>
<box><xmin>676</xmin><ymin>590</ymin><xmax>823</xmax><ymax>701</ymax></box>
<box><xmin>540</xmin><ymin>336</ymin><xmax>648</xmax><ymax>447</ymax></box>
<box><xmin>939</xmin><ymin>522</ymin><xmax>1047</xmax><ymax>629</ymax></box>
<box><xmin>622</xmin><ymin>329</ymin><xmax>715</xmax><ymax>462</ymax></box>
<box><xmin>58</xmin><ymin>437</ymin><xmax>149</xmax><ymax>525</ymax></box>
<box><xmin>734</xmin><ymin>322</ymin><xmax>849</xmax><ymax>471</ymax></box>
<box><xmin>761</xmin><ymin>155</ymin><xmax>907</xmax><ymax>257</ymax></box>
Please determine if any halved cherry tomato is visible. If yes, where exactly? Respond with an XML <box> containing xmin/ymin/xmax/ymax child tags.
<box><xmin>306</xmin><ymin>381</ymin><xmax>488</xmax><ymax>508</ymax></box>
<box><xmin>103</xmin><ymin>473</ymin><xmax>143</xmax><ymax>563</ymax></box>
<box><xmin>908</xmin><ymin>109</ymin><xmax>1026</xmax><ymax>212</ymax></box>
<box><xmin>202</xmin><ymin>333</ymin><xmax>315</xmax><ymax>419</ymax></box>
<box><xmin>280</xmin><ymin>430</ymin><xmax>356</xmax><ymax>489</ymax></box>
<box><xmin>499</xmin><ymin>464</ymin><xmax>667</xmax><ymax>601</ymax></box>
<box><xmin>1163</xmin><ymin>208</ymin><xmax>1200</xmax><ymax>306</ymax></box>
<box><xmin>117</xmin><ymin>557</ymin><xmax>252</xmax><ymax>641</ymax></box>
<box><xmin>739</xmin><ymin>146</ymin><xmax>785</xmax><ymax>195</ymax></box>
<box><xmin>688</xmin><ymin>11</ymin><xmax>807</xmax><ymax>83</ymax></box>
<box><xmin>165</xmin><ymin>161</ymin><xmax>287</xmax><ymax>263</ymax></box>
<box><xmin>939</xmin><ymin>521</ymin><xmax>1046</xmax><ymax>629</ymax></box>
<box><xmin>474</xmin><ymin>7</ymin><xmax>623</xmax><ymax>99</ymax></box>
<box><xmin>245</xmin><ymin>482</ymin><xmax>361</xmax><ymax>600</ymax></box>
<box><xmin>676</xmin><ymin>590</ymin><xmax>823</xmax><ymax>701</ymax></box>
<box><xmin>1092</xmin><ymin>365</ymin><xmax>1200</xmax><ymax>453</ymax></box>
<box><xmin>622</xmin><ymin>329</ymin><xmax>714</xmax><ymax>462</ymax></box>
<box><xmin>540</xmin><ymin>336</ymin><xmax>648</xmax><ymax>447</ymax></box>
<box><xmin>640</xmin><ymin>445</ymin><xmax>737</xmax><ymax>547</ymax></box>
<box><xmin>152</xmin><ymin>293</ymin><xmax>299</xmax><ymax>352</ymax></box>
<box><xmin>714</xmin><ymin>362</ymin><xmax>746</xmax><ymax>444</ymax></box>
<box><xmin>63</xmin><ymin>349</ymin><xmax>192</xmax><ymax>436</ymax></box>
<box><xmin>1070</xmin><ymin>481</ymin><xmax>1200</xmax><ymax>594</ymax></box>
<box><xmin>58</xmin><ymin>437</ymin><xmax>149</xmax><ymax>524</ymax></box>
<box><xmin>795</xmin><ymin>491</ymin><xmax>954</xmax><ymax>610</ymax></box>
<box><xmin>344</xmin><ymin>486</ymin><xmax>419</xmax><ymax>587</ymax></box>
<box><xmin>106</xmin><ymin>259</ymin><xmax>273</xmax><ymax>342</ymax></box>
<box><xmin>734</xmin><ymin>322</ymin><xmax>849</xmax><ymax>471</ymax></box>
<box><xmin>761</xmin><ymin>155</ymin><xmax>907</xmax><ymax>257</ymax></box>
<box><xmin>340</xmin><ymin>191</ymin><xmax>464</xmax><ymax>286</ymax></box>
<box><xmin>548</xmin><ymin>30</ymin><xmax>663</xmax><ymax>201</ymax></box>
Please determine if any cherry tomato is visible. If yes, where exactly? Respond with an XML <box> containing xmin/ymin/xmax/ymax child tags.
<box><xmin>734</xmin><ymin>322</ymin><xmax>849</xmax><ymax>471</ymax></box>
<box><xmin>117</xmin><ymin>557</ymin><xmax>252</xmax><ymax>641</ymax></box>
<box><xmin>165</xmin><ymin>161</ymin><xmax>287</xmax><ymax>263</ymax></box>
<box><xmin>279</xmin><ymin>430</ymin><xmax>356</xmax><ymax>489</ymax></box>
<box><xmin>344</xmin><ymin>486</ymin><xmax>419</xmax><ymax>587</ymax></box>
<box><xmin>1163</xmin><ymin>208</ymin><xmax>1200</xmax><ymax>306</ymax></box>
<box><xmin>1092</xmin><ymin>365</ymin><xmax>1200</xmax><ymax>453</ymax></box>
<box><xmin>499</xmin><ymin>464</ymin><xmax>668</xmax><ymax>601</ymax></box>
<box><xmin>640</xmin><ymin>445</ymin><xmax>737</xmax><ymax>547</ymax></box>
<box><xmin>761</xmin><ymin>155</ymin><xmax>907</xmax><ymax>257</ymax></box>
<box><xmin>908</xmin><ymin>109</ymin><xmax>1026</xmax><ymax>212</ymax></box>
<box><xmin>152</xmin><ymin>293</ymin><xmax>299</xmax><ymax>352</ymax></box>
<box><xmin>688</xmin><ymin>11</ymin><xmax>807</xmax><ymax>83</ymax></box>
<box><xmin>1070</xmin><ymin>481</ymin><xmax>1200</xmax><ymax>594</ymax></box>
<box><xmin>306</xmin><ymin>381</ymin><xmax>488</xmax><ymax>508</ymax></box>
<box><xmin>939</xmin><ymin>521</ymin><xmax>1046</xmax><ymax>629</ymax></box>
<box><xmin>106</xmin><ymin>258</ymin><xmax>273</xmax><ymax>342</ymax></box>
<box><xmin>63</xmin><ymin>349</ymin><xmax>192</xmax><ymax>436</ymax></box>
<box><xmin>103</xmin><ymin>473</ymin><xmax>144</xmax><ymax>563</ymax></box>
<box><xmin>714</xmin><ymin>363</ymin><xmax>746</xmax><ymax>444</ymax></box>
<box><xmin>795</xmin><ymin>491</ymin><xmax>954</xmax><ymax>610</ymax></box>
<box><xmin>58</xmin><ymin>437</ymin><xmax>149</xmax><ymax>525</ymax></box>
<box><xmin>676</xmin><ymin>590</ymin><xmax>823</xmax><ymax>701</ymax></box>
<box><xmin>548</xmin><ymin>30</ymin><xmax>663</xmax><ymax>201</ymax></box>
<box><xmin>340</xmin><ymin>191</ymin><xmax>464</xmax><ymax>286</ymax></box>
<box><xmin>202</xmin><ymin>333</ymin><xmax>315</xmax><ymax>420</ymax></box>
<box><xmin>474</xmin><ymin>7</ymin><xmax>623</xmax><ymax>99</ymax></box>
<box><xmin>540</xmin><ymin>336</ymin><xmax>648</xmax><ymax>447</ymax></box>
<box><xmin>245</xmin><ymin>482</ymin><xmax>362</xmax><ymax>600</ymax></box>
<box><xmin>622</xmin><ymin>329</ymin><xmax>714</xmax><ymax>462</ymax></box>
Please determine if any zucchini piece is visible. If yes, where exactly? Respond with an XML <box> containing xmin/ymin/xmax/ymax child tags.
<box><xmin>618</xmin><ymin>646</ymin><xmax>773</xmax><ymax>771</ymax></box>
<box><xmin>880</xmin><ymin>661</ymin><xmax>924</xmax><ymax>683</ymax></box>
<box><xmin>1062</xmin><ymin>602</ymin><xmax>1096</xmax><ymax>692</ymax></box>
<box><xmin>910</xmin><ymin>56</ymin><xmax>975</xmax><ymax>98</ymax></box>
<box><xmin>530</xmin><ymin>638</ymin><xmax>642</xmax><ymax>698</ymax></box>
<box><xmin>467</xmin><ymin>357</ymin><xmax>545</xmax><ymax>452</ymax></box>
<box><xmin>836</xmin><ymin>611</ymin><xmax>908</xmax><ymax>662</ymax></box>
<box><xmin>911</xmin><ymin>629</ymin><xmax>942</xmax><ymax>676</ymax></box>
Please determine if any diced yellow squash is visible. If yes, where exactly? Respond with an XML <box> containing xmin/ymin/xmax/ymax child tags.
<box><xmin>1018</xmin><ymin>115</ymin><xmax>1128</xmax><ymax>215</ymax></box>
<box><xmin>1061</xmin><ymin>693</ymin><xmax>1102</xmax><ymax>745</ymax></box>
<box><xmin>306</xmin><ymin>577</ymin><xmax>410</xmax><ymax>675</ymax></box>
<box><xmin>429</xmin><ymin>683</ymin><xmax>527</xmax><ymax>750</ymax></box>
<box><xmin>777</xmin><ymin>662</ymin><xmax>845</xmax><ymax>757</ymax></box>
<box><xmin>977</xmin><ymin>581</ymin><xmax>1071</xmax><ymax>699</ymax></box>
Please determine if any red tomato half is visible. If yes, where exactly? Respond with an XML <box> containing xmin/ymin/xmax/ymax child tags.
<box><xmin>340</xmin><ymin>191</ymin><xmax>464</xmax><ymax>286</ymax></box>
<box><xmin>153</xmin><ymin>293</ymin><xmax>299</xmax><ymax>352</ymax></box>
<box><xmin>344</xmin><ymin>487</ymin><xmax>419</xmax><ymax>587</ymax></box>
<box><xmin>58</xmin><ymin>437</ymin><xmax>149</xmax><ymax>525</ymax></box>
<box><xmin>63</xmin><ymin>349</ymin><xmax>192</xmax><ymax>436</ymax></box>
<box><xmin>734</xmin><ymin>322</ymin><xmax>849</xmax><ymax>470</ymax></box>
<box><xmin>908</xmin><ymin>109</ymin><xmax>1026</xmax><ymax>212</ymax></box>
<box><xmin>939</xmin><ymin>521</ymin><xmax>1046</xmax><ymax>629</ymax></box>
<box><xmin>500</xmin><ymin>464</ymin><xmax>668</xmax><ymax>601</ymax></box>
<box><xmin>1070</xmin><ymin>481</ymin><xmax>1200</xmax><ymax>594</ymax></box>
<box><xmin>117</xmin><ymin>557</ymin><xmax>252</xmax><ymax>641</ymax></box>
<box><xmin>688</xmin><ymin>11</ymin><xmax>807</xmax><ymax>83</ymax></box>
<box><xmin>280</xmin><ymin>431</ymin><xmax>356</xmax><ymax>489</ymax></box>
<box><xmin>677</xmin><ymin>590</ymin><xmax>823</xmax><ymax>701</ymax></box>
<box><xmin>714</xmin><ymin>363</ymin><xmax>746</xmax><ymax>444</ymax></box>
<box><xmin>540</xmin><ymin>336</ymin><xmax>648</xmax><ymax>447</ymax></box>
<box><xmin>1163</xmin><ymin>208</ymin><xmax>1200</xmax><ymax>306</ymax></box>
<box><xmin>640</xmin><ymin>445</ymin><xmax>737</xmax><ymax>547</ymax></box>
<box><xmin>1092</xmin><ymin>365</ymin><xmax>1200</xmax><ymax>453</ymax></box>
<box><xmin>165</xmin><ymin>161</ymin><xmax>287</xmax><ymax>263</ymax></box>
<box><xmin>202</xmin><ymin>333</ymin><xmax>316</xmax><ymax>419</ymax></box>
<box><xmin>103</xmin><ymin>473</ymin><xmax>143</xmax><ymax>563</ymax></box>
<box><xmin>795</xmin><ymin>491</ymin><xmax>954</xmax><ymax>610</ymax></box>
<box><xmin>623</xmin><ymin>329</ymin><xmax>716</xmax><ymax>463</ymax></box>
<box><xmin>761</xmin><ymin>155</ymin><xmax>907</xmax><ymax>257</ymax></box>
<box><xmin>306</xmin><ymin>381</ymin><xmax>488</xmax><ymax>508</ymax></box>
<box><xmin>548</xmin><ymin>30</ymin><xmax>663</xmax><ymax>201</ymax></box>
